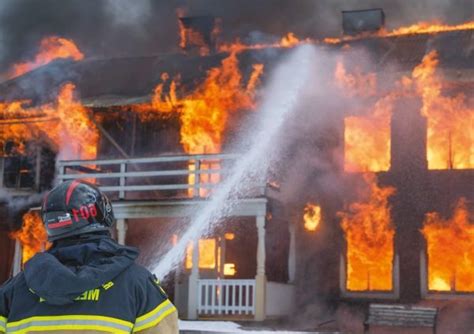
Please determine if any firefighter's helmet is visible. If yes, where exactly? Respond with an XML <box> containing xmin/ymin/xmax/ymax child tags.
<box><xmin>41</xmin><ymin>180</ymin><xmax>115</xmax><ymax>241</ymax></box>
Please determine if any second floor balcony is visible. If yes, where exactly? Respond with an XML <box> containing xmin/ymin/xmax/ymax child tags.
<box><xmin>56</xmin><ymin>153</ymin><xmax>267</xmax><ymax>202</ymax></box>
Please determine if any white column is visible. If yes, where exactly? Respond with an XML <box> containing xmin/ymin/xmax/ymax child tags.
<box><xmin>12</xmin><ymin>240</ymin><xmax>22</xmax><ymax>276</ymax></box>
<box><xmin>288</xmin><ymin>222</ymin><xmax>296</xmax><ymax>283</ymax></box>
<box><xmin>116</xmin><ymin>219</ymin><xmax>128</xmax><ymax>245</ymax></box>
<box><xmin>254</xmin><ymin>215</ymin><xmax>266</xmax><ymax>321</ymax></box>
<box><xmin>218</xmin><ymin>236</ymin><xmax>225</xmax><ymax>278</ymax></box>
<box><xmin>187</xmin><ymin>240</ymin><xmax>199</xmax><ymax>320</ymax></box>
<box><xmin>174</xmin><ymin>268</ymin><xmax>181</xmax><ymax>313</ymax></box>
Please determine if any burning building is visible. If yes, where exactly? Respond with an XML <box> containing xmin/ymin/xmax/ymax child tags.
<box><xmin>0</xmin><ymin>10</ymin><xmax>472</xmax><ymax>331</ymax></box>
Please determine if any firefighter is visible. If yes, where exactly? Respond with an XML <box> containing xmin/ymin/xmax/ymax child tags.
<box><xmin>0</xmin><ymin>180</ymin><xmax>178</xmax><ymax>333</ymax></box>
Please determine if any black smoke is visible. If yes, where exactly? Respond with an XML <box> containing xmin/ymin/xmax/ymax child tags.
<box><xmin>0</xmin><ymin>0</ymin><xmax>472</xmax><ymax>74</ymax></box>
<box><xmin>0</xmin><ymin>0</ymin><xmax>181</xmax><ymax>73</ymax></box>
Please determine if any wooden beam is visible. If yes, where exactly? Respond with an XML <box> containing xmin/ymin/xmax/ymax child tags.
<box><xmin>0</xmin><ymin>117</ymin><xmax>59</xmax><ymax>125</ymax></box>
<box><xmin>89</xmin><ymin>117</ymin><xmax>130</xmax><ymax>159</ymax></box>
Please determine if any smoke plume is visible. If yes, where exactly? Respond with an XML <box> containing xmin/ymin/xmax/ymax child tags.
<box><xmin>0</xmin><ymin>0</ymin><xmax>471</xmax><ymax>73</ymax></box>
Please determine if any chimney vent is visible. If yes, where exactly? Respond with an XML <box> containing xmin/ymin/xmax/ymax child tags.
<box><xmin>342</xmin><ymin>9</ymin><xmax>385</xmax><ymax>35</ymax></box>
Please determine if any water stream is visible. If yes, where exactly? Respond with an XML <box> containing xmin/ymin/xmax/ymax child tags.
<box><xmin>153</xmin><ymin>44</ymin><xmax>317</xmax><ymax>279</ymax></box>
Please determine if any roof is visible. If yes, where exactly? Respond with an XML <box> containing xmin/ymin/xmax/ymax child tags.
<box><xmin>338</xmin><ymin>29</ymin><xmax>474</xmax><ymax>70</ymax></box>
<box><xmin>0</xmin><ymin>29</ymin><xmax>472</xmax><ymax>108</ymax></box>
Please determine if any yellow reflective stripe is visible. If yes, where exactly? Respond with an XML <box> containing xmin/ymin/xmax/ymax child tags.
<box><xmin>7</xmin><ymin>314</ymin><xmax>132</xmax><ymax>328</ymax></box>
<box><xmin>135</xmin><ymin>299</ymin><xmax>172</xmax><ymax>324</ymax></box>
<box><xmin>9</xmin><ymin>324</ymin><xmax>129</xmax><ymax>334</ymax></box>
<box><xmin>133</xmin><ymin>306</ymin><xmax>176</xmax><ymax>333</ymax></box>
<box><xmin>7</xmin><ymin>315</ymin><xmax>133</xmax><ymax>334</ymax></box>
<box><xmin>0</xmin><ymin>316</ymin><xmax>6</xmax><ymax>333</ymax></box>
<box><xmin>133</xmin><ymin>299</ymin><xmax>176</xmax><ymax>332</ymax></box>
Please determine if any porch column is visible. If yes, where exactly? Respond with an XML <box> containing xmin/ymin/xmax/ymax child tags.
<box><xmin>187</xmin><ymin>240</ymin><xmax>199</xmax><ymax>320</ymax></box>
<box><xmin>288</xmin><ymin>221</ymin><xmax>296</xmax><ymax>283</ymax></box>
<box><xmin>116</xmin><ymin>219</ymin><xmax>128</xmax><ymax>245</ymax></box>
<box><xmin>218</xmin><ymin>236</ymin><xmax>225</xmax><ymax>278</ymax></box>
<box><xmin>255</xmin><ymin>215</ymin><xmax>266</xmax><ymax>321</ymax></box>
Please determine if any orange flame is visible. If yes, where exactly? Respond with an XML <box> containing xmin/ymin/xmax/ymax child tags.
<box><xmin>303</xmin><ymin>203</ymin><xmax>321</xmax><ymax>232</ymax></box>
<box><xmin>8</xmin><ymin>36</ymin><xmax>84</xmax><ymax>79</ymax></box>
<box><xmin>336</xmin><ymin>61</ymin><xmax>393</xmax><ymax>173</ymax></box>
<box><xmin>136</xmin><ymin>51</ymin><xmax>263</xmax><ymax>196</ymax></box>
<box><xmin>339</xmin><ymin>174</ymin><xmax>395</xmax><ymax>291</ymax></box>
<box><xmin>323</xmin><ymin>37</ymin><xmax>342</xmax><ymax>44</ymax></box>
<box><xmin>334</xmin><ymin>61</ymin><xmax>377</xmax><ymax>98</ymax></box>
<box><xmin>386</xmin><ymin>21</ymin><xmax>474</xmax><ymax>37</ymax></box>
<box><xmin>340</xmin><ymin>49</ymin><xmax>472</xmax><ymax>172</ymax></box>
<box><xmin>224</xmin><ymin>263</ymin><xmax>237</xmax><ymax>276</ymax></box>
<box><xmin>224</xmin><ymin>232</ymin><xmax>235</xmax><ymax>240</ymax></box>
<box><xmin>324</xmin><ymin>20</ymin><xmax>474</xmax><ymax>45</ymax></box>
<box><xmin>10</xmin><ymin>211</ymin><xmax>50</xmax><ymax>264</ymax></box>
<box><xmin>343</xmin><ymin>102</ymin><xmax>393</xmax><ymax>173</ymax></box>
<box><xmin>0</xmin><ymin>100</ymin><xmax>40</xmax><ymax>154</ymax></box>
<box><xmin>279</xmin><ymin>33</ymin><xmax>302</xmax><ymax>48</ymax></box>
<box><xmin>421</xmin><ymin>199</ymin><xmax>474</xmax><ymax>292</ymax></box>
<box><xmin>45</xmin><ymin>83</ymin><xmax>98</xmax><ymax>160</ymax></box>
<box><xmin>409</xmin><ymin>51</ymin><xmax>473</xmax><ymax>169</ymax></box>
<box><xmin>185</xmin><ymin>239</ymin><xmax>217</xmax><ymax>269</ymax></box>
<box><xmin>1</xmin><ymin>83</ymin><xmax>98</xmax><ymax>160</ymax></box>
<box><xmin>143</xmin><ymin>52</ymin><xmax>262</xmax><ymax>153</ymax></box>
<box><xmin>219</xmin><ymin>32</ymin><xmax>311</xmax><ymax>53</ymax></box>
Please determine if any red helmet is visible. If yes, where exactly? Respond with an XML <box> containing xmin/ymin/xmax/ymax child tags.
<box><xmin>41</xmin><ymin>180</ymin><xmax>115</xmax><ymax>241</ymax></box>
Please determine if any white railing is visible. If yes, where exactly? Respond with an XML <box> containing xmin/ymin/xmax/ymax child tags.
<box><xmin>197</xmin><ymin>279</ymin><xmax>256</xmax><ymax>316</ymax></box>
<box><xmin>57</xmin><ymin>153</ymin><xmax>265</xmax><ymax>200</ymax></box>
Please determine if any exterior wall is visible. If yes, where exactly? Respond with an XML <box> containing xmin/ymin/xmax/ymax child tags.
<box><xmin>175</xmin><ymin>280</ymin><xmax>190</xmax><ymax>319</ymax></box>
<box><xmin>265</xmin><ymin>282</ymin><xmax>295</xmax><ymax>317</ymax></box>
<box><xmin>294</xmin><ymin>86</ymin><xmax>474</xmax><ymax>315</ymax></box>
<box><xmin>0</xmin><ymin>230</ymin><xmax>14</xmax><ymax>284</ymax></box>
<box><xmin>97</xmin><ymin>109</ymin><xmax>182</xmax><ymax>159</ymax></box>
<box><xmin>295</xmin><ymin>198</ymin><xmax>343</xmax><ymax>308</ymax></box>
<box><xmin>386</xmin><ymin>97</ymin><xmax>426</xmax><ymax>302</ymax></box>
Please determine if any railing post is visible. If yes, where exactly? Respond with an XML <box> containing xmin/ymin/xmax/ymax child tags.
<box><xmin>197</xmin><ymin>280</ymin><xmax>202</xmax><ymax>315</ymax></box>
<box><xmin>196</xmin><ymin>279</ymin><xmax>258</xmax><ymax>316</ymax></box>
<box><xmin>255</xmin><ymin>215</ymin><xmax>267</xmax><ymax>321</ymax></box>
<box><xmin>193</xmin><ymin>159</ymin><xmax>201</xmax><ymax>198</ymax></box>
<box><xmin>119</xmin><ymin>162</ymin><xmax>126</xmax><ymax>199</ymax></box>
<box><xmin>116</xmin><ymin>219</ymin><xmax>128</xmax><ymax>245</ymax></box>
<box><xmin>56</xmin><ymin>162</ymin><xmax>65</xmax><ymax>186</ymax></box>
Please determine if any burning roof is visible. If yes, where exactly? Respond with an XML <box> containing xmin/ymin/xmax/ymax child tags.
<box><xmin>0</xmin><ymin>27</ymin><xmax>472</xmax><ymax>108</ymax></box>
<box><xmin>0</xmin><ymin>50</ymin><xmax>272</xmax><ymax>108</ymax></box>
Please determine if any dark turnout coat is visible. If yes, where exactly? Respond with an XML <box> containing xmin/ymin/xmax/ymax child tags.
<box><xmin>0</xmin><ymin>235</ymin><xmax>178</xmax><ymax>333</ymax></box>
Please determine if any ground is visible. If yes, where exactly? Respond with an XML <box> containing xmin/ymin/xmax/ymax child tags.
<box><xmin>179</xmin><ymin>321</ymin><xmax>340</xmax><ymax>333</ymax></box>
<box><xmin>179</xmin><ymin>299</ymin><xmax>474</xmax><ymax>333</ymax></box>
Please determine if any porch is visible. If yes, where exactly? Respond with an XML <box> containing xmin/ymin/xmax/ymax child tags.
<box><xmin>54</xmin><ymin>153</ymin><xmax>295</xmax><ymax>321</ymax></box>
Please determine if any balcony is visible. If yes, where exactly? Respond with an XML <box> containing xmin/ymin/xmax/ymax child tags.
<box><xmin>57</xmin><ymin>153</ymin><xmax>266</xmax><ymax>200</ymax></box>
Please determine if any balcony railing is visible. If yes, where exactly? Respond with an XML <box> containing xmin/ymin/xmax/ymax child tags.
<box><xmin>197</xmin><ymin>279</ymin><xmax>256</xmax><ymax>316</ymax></box>
<box><xmin>57</xmin><ymin>153</ymin><xmax>265</xmax><ymax>200</ymax></box>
